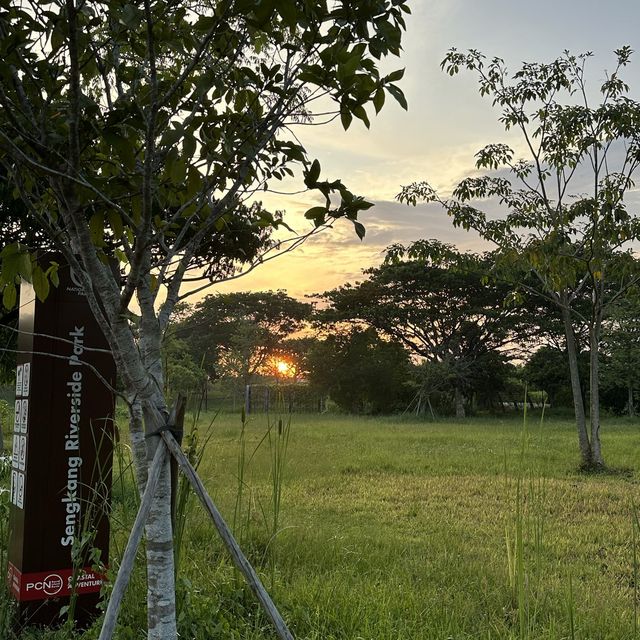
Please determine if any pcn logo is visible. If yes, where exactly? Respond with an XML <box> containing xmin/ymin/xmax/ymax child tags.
<box><xmin>26</xmin><ymin>573</ymin><xmax>64</xmax><ymax>596</ymax></box>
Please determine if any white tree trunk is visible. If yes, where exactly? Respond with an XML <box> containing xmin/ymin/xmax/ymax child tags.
<box><xmin>139</xmin><ymin>286</ymin><xmax>178</xmax><ymax>640</ymax></box>
<box><xmin>110</xmin><ymin>309</ymin><xmax>178</xmax><ymax>639</ymax></box>
<box><xmin>143</xmin><ymin>403</ymin><xmax>176</xmax><ymax>640</ymax></box>
<box><xmin>561</xmin><ymin>300</ymin><xmax>592</xmax><ymax>467</ymax></box>
<box><xmin>129</xmin><ymin>399</ymin><xmax>149</xmax><ymax>496</ymax></box>
<box><xmin>589</xmin><ymin>313</ymin><xmax>604</xmax><ymax>467</ymax></box>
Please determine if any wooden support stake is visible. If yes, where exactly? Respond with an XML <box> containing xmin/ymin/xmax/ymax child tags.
<box><xmin>98</xmin><ymin>440</ymin><xmax>167</xmax><ymax>640</ymax></box>
<box><xmin>160</xmin><ymin>430</ymin><xmax>295</xmax><ymax>640</ymax></box>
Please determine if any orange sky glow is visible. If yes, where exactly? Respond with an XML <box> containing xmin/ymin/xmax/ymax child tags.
<box><xmin>189</xmin><ymin>1</ymin><xmax>640</xmax><ymax>303</ymax></box>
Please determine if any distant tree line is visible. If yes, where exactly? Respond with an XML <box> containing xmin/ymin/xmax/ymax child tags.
<box><xmin>164</xmin><ymin>244</ymin><xmax>640</xmax><ymax>420</ymax></box>
<box><xmin>157</xmin><ymin>46</ymin><xmax>640</xmax><ymax>472</ymax></box>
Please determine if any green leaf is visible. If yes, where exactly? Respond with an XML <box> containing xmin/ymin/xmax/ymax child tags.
<box><xmin>186</xmin><ymin>167</ymin><xmax>201</xmax><ymax>199</ymax></box>
<box><xmin>160</xmin><ymin>125</ymin><xmax>184</xmax><ymax>149</ymax></box>
<box><xmin>32</xmin><ymin>265</ymin><xmax>50</xmax><ymax>302</ymax></box>
<box><xmin>354</xmin><ymin>220</ymin><xmax>366</xmax><ymax>240</ymax></box>
<box><xmin>2</xmin><ymin>283</ymin><xmax>16</xmax><ymax>310</ymax></box>
<box><xmin>340</xmin><ymin>109</ymin><xmax>353</xmax><ymax>130</ymax></box>
<box><xmin>385</xmin><ymin>68</ymin><xmax>405</xmax><ymax>83</ymax></box>
<box><xmin>373</xmin><ymin>87</ymin><xmax>385</xmax><ymax>114</ymax></box>
<box><xmin>120</xmin><ymin>4</ymin><xmax>143</xmax><ymax>30</ymax></box>
<box><xmin>107</xmin><ymin>211</ymin><xmax>124</xmax><ymax>238</ymax></box>
<box><xmin>89</xmin><ymin>213</ymin><xmax>105</xmax><ymax>246</ymax></box>
<box><xmin>387</xmin><ymin>84</ymin><xmax>408</xmax><ymax>110</ymax></box>
<box><xmin>304</xmin><ymin>206</ymin><xmax>327</xmax><ymax>225</ymax></box>
<box><xmin>306</xmin><ymin>159</ymin><xmax>321</xmax><ymax>186</ymax></box>
<box><xmin>1</xmin><ymin>245</ymin><xmax>31</xmax><ymax>284</ymax></box>
<box><xmin>277</xmin><ymin>0</ymin><xmax>298</xmax><ymax>28</ymax></box>
<box><xmin>353</xmin><ymin>105</ymin><xmax>370</xmax><ymax>129</ymax></box>
<box><xmin>183</xmin><ymin>132</ymin><xmax>196</xmax><ymax>160</ymax></box>
<box><xmin>354</xmin><ymin>199</ymin><xmax>375</xmax><ymax>211</ymax></box>
<box><xmin>111</xmin><ymin>135</ymin><xmax>136</xmax><ymax>171</ymax></box>
<box><xmin>341</xmin><ymin>51</ymin><xmax>361</xmax><ymax>78</ymax></box>
<box><xmin>46</xmin><ymin>263</ymin><xmax>60</xmax><ymax>287</ymax></box>
<box><xmin>169</xmin><ymin>155</ymin><xmax>187</xmax><ymax>183</ymax></box>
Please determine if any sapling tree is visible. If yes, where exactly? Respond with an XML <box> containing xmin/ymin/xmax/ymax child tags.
<box><xmin>0</xmin><ymin>0</ymin><xmax>409</xmax><ymax>636</ymax></box>
<box><xmin>398</xmin><ymin>48</ymin><xmax>640</xmax><ymax>468</ymax></box>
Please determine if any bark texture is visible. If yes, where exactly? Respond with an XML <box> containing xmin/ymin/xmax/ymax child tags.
<box><xmin>561</xmin><ymin>301</ymin><xmax>592</xmax><ymax>466</ymax></box>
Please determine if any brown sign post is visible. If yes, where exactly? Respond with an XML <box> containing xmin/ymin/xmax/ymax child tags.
<box><xmin>7</xmin><ymin>260</ymin><xmax>116</xmax><ymax>627</ymax></box>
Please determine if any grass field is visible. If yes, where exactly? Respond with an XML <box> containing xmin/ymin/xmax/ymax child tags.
<box><xmin>5</xmin><ymin>410</ymin><xmax>640</xmax><ymax>639</ymax></box>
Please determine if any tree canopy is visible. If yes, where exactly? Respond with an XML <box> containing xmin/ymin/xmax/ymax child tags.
<box><xmin>306</xmin><ymin>326</ymin><xmax>412</xmax><ymax>414</ymax></box>
<box><xmin>320</xmin><ymin>245</ymin><xmax>535</xmax><ymax>417</ymax></box>
<box><xmin>397</xmin><ymin>48</ymin><xmax>640</xmax><ymax>467</ymax></box>
<box><xmin>175</xmin><ymin>290</ymin><xmax>312</xmax><ymax>384</ymax></box>
<box><xmin>0</xmin><ymin>1</ymin><xmax>409</xmax><ymax>636</ymax></box>
<box><xmin>0</xmin><ymin>0</ymin><xmax>410</xmax><ymax>307</ymax></box>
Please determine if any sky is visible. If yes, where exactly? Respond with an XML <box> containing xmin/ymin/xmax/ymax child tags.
<box><xmin>209</xmin><ymin>1</ymin><xmax>640</xmax><ymax>300</ymax></box>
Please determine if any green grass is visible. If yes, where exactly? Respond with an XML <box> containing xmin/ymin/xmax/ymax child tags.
<box><xmin>4</xmin><ymin>412</ymin><xmax>640</xmax><ymax>638</ymax></box>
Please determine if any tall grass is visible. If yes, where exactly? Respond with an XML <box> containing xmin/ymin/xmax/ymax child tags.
<box><xmin>232</xmin><ymin>407</ymin><xmax>250</xmax><ymax>540</ymax></box>
<box><xmin>173</xmin><ymin>408</ymin><xmax>217</xmax><ymax>578</ymax></box>
<box><xmin>632</xmin><ymin>500</ymin><xmax>640</xmax><ymax>637</ymax></box>
<box><xmin>0</xmin><ymin>452</ymin><xmax>12</xmax><ymax>638</ymax></box>
<box><xmin>230</xmin><ymin>387</ymin><xmax>293</xmax><ymax>590</ymax></box>
<box><xmin>3</xmin><ymin>411</ymin><xmax>640</xmax><ymax>638</ymax></box>
<box><xmin>566</xmin><ymin>573</ymin><xmax>576</xmax><ymax>640</ymax></box>
<box><xmin>504</xmin><ymin>389</ymin><xmax>551</xmax><ymax>640</ymax></box>
<box><xmin>265</xmin><ymin>409</ymin><xmax>292</xmax><ymax>588</ymax></box>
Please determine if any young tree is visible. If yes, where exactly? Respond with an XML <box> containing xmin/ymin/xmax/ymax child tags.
<box><xmin>398</xmin><ymin>48</ymin><xmax>640</xmax><ymax>468</ymax></box>
<box><xmin>321</xmin><ymin>244</ymin><xmax>534</xmax><ymax>417</ymax></box>
<box><xmin>161</xmin><ymin>332</ymin><xmax>207</xmax><ymax>404</ymax></box>
<box><xmin>0</xmin><ymin>1</ymin><xmax>409</xmax><ymax>636</ymax></box>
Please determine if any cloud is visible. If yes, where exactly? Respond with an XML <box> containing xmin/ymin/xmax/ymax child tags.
<box><xmin>189</xmin><ymin>5</ymin><xmax>640</xmax><ymax>303</ymax></box>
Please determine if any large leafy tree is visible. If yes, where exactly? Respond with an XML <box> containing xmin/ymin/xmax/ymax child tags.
<box><xmin>601</xmin><ymin>297</ymin><xmax>640</xmax><ymax>416</ymax></box>
<box><xmin>306</xmin><ymin>326</ymin><xmax>412</xmax><ymax>413</ymax></box>
<box><xmin>175</xmin><ymin>290</ymin><xmax>312</xmax><ymax>385</ymax></box>
<box><xmin>524</xmin><ymin>345</ymin><xmax>588</xmax><ymax>409</ymax></box>
<box><xmin>0</xmin><ymin>1</ymin><xmax>409</xmax><ymax>636</ymax></box>
<box><xmin>399</xmin><ymin>48</ymin><xmax>640</xmax><ymax>468</ymax></box>
<box><xmin>321</xmin><ymin>244</ymin><xmax>535</xmax><ymax>417</ymax></box>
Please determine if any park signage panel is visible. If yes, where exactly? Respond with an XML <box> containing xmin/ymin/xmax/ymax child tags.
<box><xmin>7</xmin><ymin>259</ymin><xmax>116</xmax><ymax>627</ymax></box>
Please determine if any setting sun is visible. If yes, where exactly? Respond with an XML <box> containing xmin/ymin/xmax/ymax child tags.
<box><xmin>273</xmin><ymin>359</ymin><xmax>296</xmax><ymax>378</ymax></box>
<box><xmin>276</xmin><ymin>360</ymin><xmax>289</xmax><ymax>374</ymax></box>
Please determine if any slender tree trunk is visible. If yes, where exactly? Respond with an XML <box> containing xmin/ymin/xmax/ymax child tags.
<box><xmin>138</xmin><ymin>287</ymin><xmax>177</xmax><ymax>640</ymax></box>
<box><xmin>629</xmin><ymin>384</ymin><xmax>635</xmax><ymax>418</ymax></box>
<box><xmin>561</xmin><ymin>301</ymin><xmax>592</xmax><ymax>467</ymax></box>
<box><xmin>454</xmin><ymin>385</ymin><xmax>465</xmax><ymax>419</ymax></box>
<box><xmin>589</xmin><ymin>317</ymin><xmax>604</xmax><ymax>467</ymax></box>
<box><xmin>143</xmin><ymin>398</ymin><xmax>177</xmax><ymax>640</ymax></box>
<box><xmin>129</xmin><ymin>399</ymin><xmax>149</xmax><ymax>496</ymax></box>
